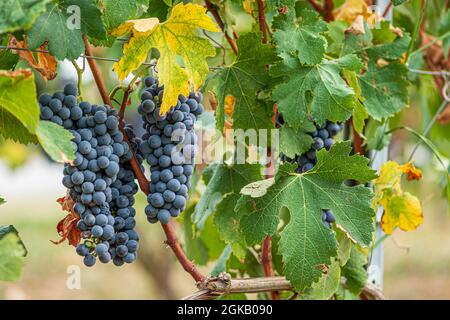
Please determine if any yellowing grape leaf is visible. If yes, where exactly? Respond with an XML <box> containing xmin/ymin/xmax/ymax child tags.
<box><xmin>373</xmin><ymin>161</ymin><xmax>423</xmax><ymax>234</ymax></box>
<box><xmin>112</xmin><ymin>3</ymin><xmax>218</xmax><ymax>114</ymax></box>
<box><xmin>334</xmin><ymin>0</ymin><xmax>379</xmax><ymax>25</ymax></box>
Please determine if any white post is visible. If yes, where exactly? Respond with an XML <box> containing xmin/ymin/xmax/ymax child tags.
<box><xmin>366</xmin><ymin>0</ymin><xmax>392</xmax><ymax>290</ymax></box>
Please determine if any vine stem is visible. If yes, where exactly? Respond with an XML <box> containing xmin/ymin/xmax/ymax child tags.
<box><xmin>83</xmin><ymin>36</ymin><xmax>206</xmax><ymax>284</ymax></box>
<box><xmin>256</xmin><ymin>1</ymin><xmax>279</xmax><ymax>300</ymax></box>
<box><xmin>323</xmin><ymin>0</ymin><xmax>334</xmax><ymax>22</ymax></box>
<box><xmin>205</xmin><ymin>0</ymin><xmax>239</xmax><ymax>55</ymax></box>
<box><xmin>351</xmin><ymin>119</ymin><xmax>365</xmax><ymax>155</ymax></box>
<box><xmin>184</xmin><ymin>275</ymin><xmax>385</xmax><ymax>300</ymax></box>
<box><xmin>308</xmin><ymin>0</ymin><xmax>324</xmax><ymax>13</ymax></box>
<box><xmin>82</xmin><ymin>35</ymin><xmax>112</xmax><ymax>106</ymax></box>
<box><xmin>257</xmin><ymin>0</ymin><xmax>268</xmax><ymax>44</ymax></box>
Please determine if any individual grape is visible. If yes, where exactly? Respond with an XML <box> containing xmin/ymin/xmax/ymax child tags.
<box><xmin>116</xmin><ymin>245</ymin><xmax>128</xmax><ymax>257</ymax></box>
<box><xmin>126</xmin><ymin>240</ymin><xmax>139</xmax><ymax>253</ymax></box>
<box><xmin>123</xmin><ymin>253</ymin><xmax>136</xmax><ymax>264</ymax></box>
<box><xmin>95</xmin><ymin>243</ymin><xmax>108</xmax><ymax>255</ymax></box>
<box><xmin>98</xmin><ymin>252</ymin><xmax>112</xmax><ymax>264</ymax></box>
<box><xmin>105</xmin><ymin>162</ymin><xmax>120</xmax><ymax>177</ymax></box>
<box><xmin>116</xmin><ymin>232</ymin><xmax>129</xmax><ymax>245</ymax></box>
<box><xmin>64</xmin><ymin>83</ymin><xmax>78</xmax><ymax>96</ymax></box>
<box><xmin>102</xmin><ymin>225</ymin><xmax>115</xmax><ymax>240</ymax></box>
<box><xmin>83</xmin><ymin>254</ymin><xmax>96</xmax><ymax>267</ymax></box>
<box><xmin>91</xmin><ymin>225</ymin><xmax>103</xmax><ymax>237</ymax></box>
<box><xmin>149</xmin><ymin>193</ymin><xmax>164</xmax><ymax>208</ymax></box>
<box><xmin>324</xmin><ymin>138</ymin><xmax>334</xmax><ymax>150</ymax></box>
<box><xmin>76</xmin><ymin>244</ymin><xmax>89</xmax><ymax>256</ymax></box>
<box><xmin>173</xmin><ymin>195</ymin><xmax>186</xmax><ymax>209</ymax></box>
<box><xmin>157</xmin><ymin>209</ymin><xmax>171</xmax><ymax>224</ymax></box>
<box><xmin>41</xmin><ymin>106</ymin><xmax>53</xmax><ymax>120</ymax></box>
<box><xmin>81</xmin><ymin>182</ymin><xmax>94</xmax><ymax>194</ymax></box>
<box><xmin>94</xmin><ymin>111</ymin><xmax>107</xmax><ymax>123</ymax></box>
<box><xmin>312</xmin><ymin>137</ymin><xmax>324</xmax><ymax>150</ymax></box>
<box><xmin>63</xmin><ymin>95</ymin><xmax>77</xmax><ymax>108</ymax></box>
<box><xmin>95</xmin><ymin>214</ymin><xmax>108</xmax><ymax>227</ymax></box>
<box><xmin>49</xmin><ymin>99</ymin><xmax>62</xmax><ymax>113</ymax></box>
<box><xmin>71</xmin><ymin>171</ymin><xmax>85</xmax><ymax>185</ymax></box>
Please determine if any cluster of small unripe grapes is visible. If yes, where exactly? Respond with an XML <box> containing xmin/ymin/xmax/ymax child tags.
<box><xmin>137</xmin><ymin>77</ymin><xmax>203</xmax><ymax>224</ymax></box>
<box><xmin>277</xmin><ymin>115</ymin><xmax>342</xmax><ymax>229</ymax></box>
<box><xmin>39</xmin><ymin>84</ymin><xmax>139</xmax><ymax>267</ymax></box>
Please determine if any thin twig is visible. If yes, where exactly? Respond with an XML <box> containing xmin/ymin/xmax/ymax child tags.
<box><xmin>382</xmin><ymin>2</ymin><xmax>393</xmax><ymax>18</ymax></box>
<box><xmin>205</xmin><ymin>0</ymin><xmax>239</xmax><ymax>55</ymax></box>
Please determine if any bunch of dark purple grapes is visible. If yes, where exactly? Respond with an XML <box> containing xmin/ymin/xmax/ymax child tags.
<box><xmin>280</xmin><ymin>120</ymin><xmax>343</xmax><ymax>173</ymax></box>
<box><xmin>38</xmin><ymin>83</ymin><xmax>140</xmax><ymax>267</ymax></box>
<box><xmin>136</xmin><ymin>76</ymin><xmax>203</xmax><ymax>224</ymax></box>
<box><xmin>277</xmin><ymin>115</ymin><xmax>343</xmax><ymax>229</ymax></box>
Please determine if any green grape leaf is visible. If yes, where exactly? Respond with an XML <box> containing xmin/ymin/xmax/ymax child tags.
<box><xmin>182</xmin><ymin>205</ymin><xmax>209</xmax><ymax>265</ymax></box>
<box><xmin>0</xmin><ymin>107</ymin><xmax>38</xmax><ymax>144</ymax></box>
<box><xmin>27</xmin><ymin>0</ymin><xmax>106</xmax><ymax>60</ymax></box>
<box><xmin>341</xmin><ymin>246</ymin><xmax>368</xmax><ymax>295</ymax></box>
<box><xmin>147</xmin><ymin>0</ymin><xmax>171</xmax><ymax>21</ymax></box>
<box><xmin>0</xmin><ymin>225</ymin><xmax>27</xmax><ymax>282</ymax></box>
<box><xmin>271</xmin><ymin>54</ymin><xmax>362</xmax><ymax>127</ymax></box>
<box><xmin>272</xmin><ymin>7</ymin><xmax>328</xmax><ymax>65</ymax></box>
<box><xmin>36</xmin><ymin>121</ymin><xmax>75</xmax><ymax>163</ymax></box>
<box><xmin>209</xmin><ymin>32</ymin><xmax>279</xmax><ymax>131</ymax></box>
<box><xmin>309</xmin><ymin>258</ymin><xmax>341</xmax><ymax>300</ymax></box>
<box><xmin>213</xmin><ymin>193</ymin><xmax>247</xmax><ymax>259</ymax></box>
<box><xmin>193</xmin><ymin>164</ymin><xmax>262</xmax><ymax>230</ymax></box>
<box><xmin>27</xmin><ymin>3</ymin><xmax>83</xmax><ymax>60</ymax></box>
<box><xmin>392</xmin><ymin>0</ymin><xmax>407</xmax><ymax>5</ymax></box>
<box><xmin>64</xmin><ymin>0</ymin><xmax>106</xmax><ymax>40</ymax></box>
<box><xmin>343</xmin><ymin>21</ymin><xmax>410</xmax><ymax>120</ymax></box>
<box><xmin>198</xmin><ymin>215</ymin><xmax>227</xmax><ymax>261</ymax></box>
<box><xmin>236</xmin><ymin>142</ymin><xmax>376</xmax><ymax>291</ymax></box>
<box><xmin>0</xmin><ymin>196</ymin><xmax>5</xmax><ymax>205</ymax></box>
<box><xmin>326</xmin><ymin>21</ymin><xmax>348</xmax><ymax>56</ymax></box>
<box><xmin>336</xmin><ymin>229</ymin><xmax>352</xmax><ymax>266</ymax></box>
<box><xmin>101</xmin><ymin>0</ymin><xmax>139</xmax><ymax>30</ymax></box>
<box><xmin>210</xmin><ymin>245</ymin><xmax>232</xmax><ymax>276</ymax></box>
<box><xmin>0</xmin><ymin>47</ymin><xmax>19</xmax><ymax>70</ymax></box>
<box><xmin>0</xmin><ymin>69</ymin><xmax>39</xmax><ymax>135</ymax></box>
<box><xmin>92</xmin><ymin>0</ymin><xmax>140</xmax><ymax>46</ymax></box>
<box><xmin>279</xmin><ymin>121</ymin><xmax>315</xmax><ymax>159</ymax></box>
<box><xmin>0</xmin><ymin>0</ymin><xmax>50</xmax><ymax>34</ymax></box>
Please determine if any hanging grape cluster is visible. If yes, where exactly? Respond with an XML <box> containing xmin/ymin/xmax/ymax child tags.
<box><xmin>39</xmin><ymin>84</ymin><xmax>140</xmax><ymax>267</ymax></box>
<box><xmin>136</xmin><ymin>76</ymin><xmax>203</xmax><ymax>224</ymax></box>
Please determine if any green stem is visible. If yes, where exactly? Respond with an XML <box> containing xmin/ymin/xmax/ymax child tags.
<box><xmin>406</xmin><ymin>0</ymin><xmax>428</xmax><ymax>62</ymax></box>
<box><xmin>71</xmin><ymin>60</ymin><xmax>84</xmax><ymax>101</ymax></box>
<box><xmin>410</xmin><ymin>30</ymin><xmax>450</xmax><ymax>58</ymax></box>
